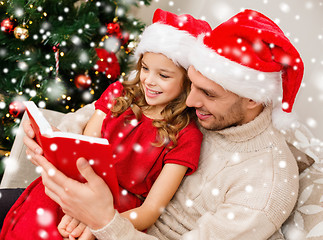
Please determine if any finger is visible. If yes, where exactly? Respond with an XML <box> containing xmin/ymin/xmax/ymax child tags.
<box><xmin>22</xmin><ymin>120</ymin><xmax>35</xmax><ymax>138</ymax></box>
<box><xmin>69</xmin><ymin>235</ymin><xmax>76</xmax><ymax>240</ymax></box>
<box><xmin>36</xmin><ymin>154</ymin><xmax>80</xmax><ymax>189</ymax></box>
<box><xmin>78</xmin><ymin>227</ymin><xmax>96</xmax><ymax>240</ymax></box>
<box><xmin>43</xmin><ymin>185</ymin><xmax>63</xmax><ymax>207</ymax></box>
<box><xmin>70</xmin><ymin>222</ymin><xmax>87</xmax><ymax>238</ymax></box>
<box><xmin>25</xmin><ymin>148</ymin><xmax>39</xmax><ymax>166</ymax></box>
<box><xmin>76</xmin><ymin>158</ymin><xmax>106</xmax><ymax>189</ymax></box>
<box><xmin>58</xmin><ymin>227</ymin><xmax>71</xmax><ymax>237</ymax></box>
<box><xmin>58</xmin><ymin>215</ymin><xmax>73</xmax><ymax>237</ymax></box>
<box><xmin>41</xmin><ymin>168</ymin><xmax>67</xmax><ymax>204</ymax></box>
<box><xmin>34</xmin><ymin>154</ymin><xmax>58</xmax><ymax>174</ymax></box>
<box><xmin>66</xmin><ymin>218</ymin><xmax>82</xmax><ymax>234</ymax></box>
<box><xmin>23</xmin><ymin>135</ymin><xmax>43</xmax><ymax>155</ymax></box>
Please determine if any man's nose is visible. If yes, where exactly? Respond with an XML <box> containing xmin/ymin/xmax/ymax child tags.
<box><xmin>186</xmin><ymin>87</ymin><xmax>202</xmax><ymax>108</ymax></box>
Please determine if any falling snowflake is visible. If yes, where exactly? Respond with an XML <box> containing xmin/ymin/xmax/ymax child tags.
<box><xmin>50</xmin><ymin>143</ymin><xmax>57</xmax><ymax>151</ymax></box>
<box><xmin>211</xmin><ymin>188</ymin><xmax>220</xmax><ymax>196</ymax></box>
<box><xmin>185</xmin><ymin>199</ymin><xmax>193</xmax><ymax>207</ymax></box>
<box><xmin>231</xmin><ymin>153</ymin><xmax>240</xmax><ymax>163</ymax></box>
<box><xmin>36</xmin><ymin>208</ymin><xmax>54</xmax><ymax>227</ymax></box>
<box><xmin>47</xmin><ymin>168</ymin><xmax>55</xmax><ymax>176</ymax></box>
<box><xmin>227</xmin><ymin>212</ymin><xmax>235</xmax><ymax>220</ymax></box>
<box><xmin>279</xmin><ymin>2</ymin><xmax>291</xmax><ymax>13</ymax></box>
<box><xmin>133</xmin><ymin>143</ymin><xmax>143</xmax><ymax>153</ymax></box>
<box><xmin>245</xmin><ymin>185</ymin><xmax>253</xmax><ymax>193</ymax></box>
<box><xmin>279</xmin><ymin>161</ymin><xmax>287</xmax><ymax>168</ymax></box>
<box><xmin>0</xmin><ymin>101</ymin><xmax>6</xmax><ymax>109</ymax></box>
<box><xmin>103</xmin><ymin>36</ymin><xmax>121</xmax><ymax>53</ymax></box>
<box><xmin>121</xmin><ymin>189</ymin><xmax>128</xmax><ymax>196</ymax></box>
<box><xmin>130</xmin><ymin>211</ymin><xmax>138</xmax><ymax>219</ymax></box>
<box><xmin>38</xmin><ymin>229</ymin><xmax>49</xmax><ymax>239</ymax></box>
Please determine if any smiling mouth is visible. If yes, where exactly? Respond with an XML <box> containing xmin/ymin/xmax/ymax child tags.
<box><xmin>196</xmin><ymin>110</ymin><xmax>212</xmax><ymax>120</ymax></box>
<box><xmin>147</xmin><ymin>88</ymin><xmax>162</xmax><ymax>95</ymax></box>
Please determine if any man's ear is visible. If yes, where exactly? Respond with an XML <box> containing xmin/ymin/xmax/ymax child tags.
<box><xmin>245</xmin><ymin>98</ymin><xmax>263</xmax><ymax>110</ymax></box>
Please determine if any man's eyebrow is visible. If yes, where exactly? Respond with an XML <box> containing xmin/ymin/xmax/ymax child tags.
<box><xmin>197</xmin><ymin>86</ymin><xmax>218</xmax><ymax>95</ymax></box>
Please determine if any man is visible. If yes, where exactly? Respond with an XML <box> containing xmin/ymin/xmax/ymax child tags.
<box><xmin>22</xmin><ymin>9</ymin><xmax>303</xmax><ymax>240</ymax></box>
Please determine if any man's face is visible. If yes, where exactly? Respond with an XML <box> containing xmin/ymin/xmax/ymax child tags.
<box><xmin>186</xmin><ymin>66</ymin><xmax>249</xmax><ymax>131</ymax></box>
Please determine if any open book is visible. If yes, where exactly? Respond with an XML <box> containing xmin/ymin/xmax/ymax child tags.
<box><xmin>23</xmin><ymin>101</ymin><xmax>119</xmax><ymax>203</ymax></box>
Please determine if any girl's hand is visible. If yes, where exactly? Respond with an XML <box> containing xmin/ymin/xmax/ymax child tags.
<box><xmin>58</xmin><ymin>215</ymin><xmax>94</xmax><ymax>240</ymax></box>
<box><xmin>35</xmin><ymin>154</ymin><xmax>115</xmax><ymax>230</ymax></box>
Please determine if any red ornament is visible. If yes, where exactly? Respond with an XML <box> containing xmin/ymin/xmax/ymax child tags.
<box><xmin>52</xmin><ymin>43</ymin><xmax>60</xmax><ymax>52</ymax></box>
<box><xmin>105</xmin><ymin>22</ymin><xmax>128</xmax><ymax>45</ymax></box>
<box><xmin>9</xmin><ymin>101</ymin><xmax>25</xmax><ymax>118</ymax></box>
<box><xmin>1</xmin><ymin>18</ymin><xmax>15</xmax><ymax>33</ymax></box>
<box><xmin>106</xmin><ymin>22</ymin><xmax>121</xmax><ymax>35</ymax></box>
<box><xmin>75</xmin><ymin>74</ymin><xmax>92</xmax><ymax>89</ymax></box>
<box><xmin>117</xmin><ymin>31</ymin><xmax>129</xmax><ymax>45</ymax></box>
<box><xmin>95</xmin><ymin>49</ymin><xmax>121</xmax><ymax>80</ymax></box>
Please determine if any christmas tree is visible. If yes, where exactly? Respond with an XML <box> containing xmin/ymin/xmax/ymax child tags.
<box><xmin>0</xmin><ymin>0</ymin><xmax>151</xmax><ymax>176</ymax></box>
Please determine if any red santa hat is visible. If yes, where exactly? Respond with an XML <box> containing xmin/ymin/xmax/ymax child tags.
<box><xmin>189</xmin><ymin>9</ymin><xmax>304</xmax><ymax>129</ymax></box>
<box><xmin>134</xmin><ymin>8</ymin><xmax>211</xmax><ymax>70</ymax></box>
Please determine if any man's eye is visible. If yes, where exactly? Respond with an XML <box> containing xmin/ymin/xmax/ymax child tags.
<box><xmin>203</xmin><ymin>90</ymin><xmax>212</xmax><ymax>97</ymax></box>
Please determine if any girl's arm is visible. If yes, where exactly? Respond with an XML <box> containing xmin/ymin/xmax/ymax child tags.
<box><xmin>83</xmin><ymin>109</ymin><xmax>106</xmax><ymax>137</ymax></box>
<box><xmin>121</xmin><ymin>163</ymin><xmax>188</xmax><ymax>231</ymax></box>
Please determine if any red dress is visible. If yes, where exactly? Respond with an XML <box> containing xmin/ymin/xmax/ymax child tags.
<box><xmin>1</xmin><ymin>81</ymin><xmax>202</xmax><ymax>240</ymax></box>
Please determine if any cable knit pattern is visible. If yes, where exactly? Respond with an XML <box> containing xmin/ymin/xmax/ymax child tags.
<box><xmin>91</xmin><ymin>106</ymin><xmax>299</xmax><ymax>240</ymax></box>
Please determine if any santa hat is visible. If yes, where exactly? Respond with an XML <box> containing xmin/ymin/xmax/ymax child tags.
<box><xmin>189</xmin><ymin>9</ymin><xmax>304</xmax><ymax>129</ymax></box>
<box><xmin>134</xmin><ymin>8</ymin><xmax>211</xmax><ymax>70</ymax></box>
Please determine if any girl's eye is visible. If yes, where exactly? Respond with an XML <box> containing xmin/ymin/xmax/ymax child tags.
<box><xmin>160</xmin><ymin>74</ymin><xmax>170</xmax><ymax>79</ymax></box>
<box><xmin>142</xmin><ymin>66</ymin><xmax>148</xmax><ymax>71</ymax></box>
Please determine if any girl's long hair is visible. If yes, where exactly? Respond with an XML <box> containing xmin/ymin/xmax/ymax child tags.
<box><xmin>111</xmin><ymin>55</ymin><xmax>195</xmax><ymax>149</ymax></box>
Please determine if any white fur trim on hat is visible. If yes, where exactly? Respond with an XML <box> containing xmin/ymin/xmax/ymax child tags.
<box><xmin>189</xmin><ymin>36</ymin><xmax>282</xmax><ymax>105</ymax></box>
<box><xmin>272</xmin><ymin>105</ymin><xmax>299</xmax><ymax>130</ymax></box>
<box><xmin>134</xmin><ymin>23</ymin><xmax>197</xmax><ymax>70</ymax></box>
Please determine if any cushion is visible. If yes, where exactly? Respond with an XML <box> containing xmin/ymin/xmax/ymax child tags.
<box><xmin>282</xmin><ymin>162</ymin><xmax>323</xmax><ymax>240</ymax></box>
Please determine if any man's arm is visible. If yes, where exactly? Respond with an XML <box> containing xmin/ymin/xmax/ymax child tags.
<box><xmin>181</xmin><ymin>204</ymin><xmax>276</xmax><ymax>240</ymax></box>
<box><xmin>90</xmin><ymin>212</ymin><xmax>158</xmax><ymax>240</ymax></box>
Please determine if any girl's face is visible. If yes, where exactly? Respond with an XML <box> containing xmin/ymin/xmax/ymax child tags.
<box><xmin>140</xmin><ymin>52</ymin><xmax>185</xmax><ymax>114</ymax></box>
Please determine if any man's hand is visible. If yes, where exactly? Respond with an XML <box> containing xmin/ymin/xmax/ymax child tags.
<box><xmin>22</xmin><ymin>119</ymin><xmax>43</xmax><ymax>166</ymax></box>
<box><xmin>35</xmin><ymin>154</ymin><xmax>115</xmax><ymax>230</ymax></box>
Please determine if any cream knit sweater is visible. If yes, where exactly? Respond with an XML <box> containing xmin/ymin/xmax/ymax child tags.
<box><xmin>91</xmin><ymin>106</ymin><xmax>299</xmax><ymax>240</ymax></box>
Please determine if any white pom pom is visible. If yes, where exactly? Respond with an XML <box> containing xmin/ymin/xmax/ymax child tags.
<box><xmin>272</xmin><ymin>106</ymin><xmax>299</xmax><ymax>130</ymax></box>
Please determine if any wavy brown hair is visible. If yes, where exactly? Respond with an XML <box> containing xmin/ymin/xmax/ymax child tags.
<box><xmin>111</xmin><ymin>55</ymin><xmax>195</xmax><ymax>149</ymax></box>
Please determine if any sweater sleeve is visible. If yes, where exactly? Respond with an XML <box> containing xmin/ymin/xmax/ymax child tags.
<box><xmin>94</xmin><ymin>81</ymin><xmax>124</xmax><ymax>114</ymax></box>
<box><xmin>164</xmin><ymin>122</ymin><xmax>203</xmax><ymax>175</ymax></box>
<box><xmin>182</xmin><ymin>204</ymin><xmax>276</xmax><ymax>240</ymax></box>
<box><xmin>91</xmin><ymin>211</ymin><xmax>158</xmax><ymax>240</ymax></box>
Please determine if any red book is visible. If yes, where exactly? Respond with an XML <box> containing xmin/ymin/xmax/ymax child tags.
<box><xmin>23</xmin><ymin>101</ymin><xmax>119</xmax><ymax>204</ymax></box>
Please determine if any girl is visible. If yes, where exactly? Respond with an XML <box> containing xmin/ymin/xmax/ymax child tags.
<box><xmin>0</xmin><ymin>9</ymin><xmax>211</xmax><ymax>240</ymax></box>
<box><xmin>58</xmin><ymin>9</ymin><xmax>211</xmax><ymax>239</ymax></box>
